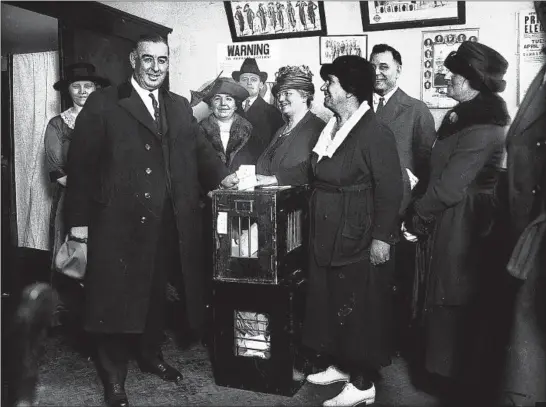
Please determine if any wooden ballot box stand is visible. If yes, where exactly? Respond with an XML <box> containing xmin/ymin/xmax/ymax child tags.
<box><xmin>210</xmin><ymin>186</ymin><xmax>309</xmax><ymax>396</ymax></box>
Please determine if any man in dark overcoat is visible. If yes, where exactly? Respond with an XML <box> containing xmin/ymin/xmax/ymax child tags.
<box><xmin>370</xmin><ymin>43</ymin><xmax>436</xmax><ymax>356</ymax></box>
<box><xmin>502</xmin><ymin>2</ymin><xmax>546</xmax><ymax>404</ymax></box>
<box><xmin>65</xmin><ymin>34</ymin><xmax>237</xmax><ymax>407</ymax></box>
<box><xmin>232</xmin><ymin>58</ymin><xmax>284</xmax><ymax>160</ymax></box>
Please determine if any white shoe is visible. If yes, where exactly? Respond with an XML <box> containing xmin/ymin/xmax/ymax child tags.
<box><xmin>307</xmin><ymin>365</ymin><xmax>350</xmax><ymax>385</ymax></box>
<box><xmin>323</xmin><ymin>382</ymin><xmax>376</xmax><ymax>406</ymax></box>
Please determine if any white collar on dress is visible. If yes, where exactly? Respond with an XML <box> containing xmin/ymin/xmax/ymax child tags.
<box><xmin>60</xmin><ymin>108</ymin><xmax>77</xmax><ymax>129</ymax></box>
<box><xmin>312</xmin><ymin>101</ymin><xmax>370</xmax><ymax>162</ymax></box>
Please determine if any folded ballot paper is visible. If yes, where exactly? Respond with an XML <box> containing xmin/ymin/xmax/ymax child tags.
<box><xmin>236</xmin><ymin>165</ymin><xmax>257</xmax><ymax>190</ymax></box>
<box><xmin>403</xmin><ymin>168</ymin><xmax>419</xmax><ymax>242</ymax></box>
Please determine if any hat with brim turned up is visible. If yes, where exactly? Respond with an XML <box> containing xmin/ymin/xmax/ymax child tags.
<box><xmin>203</xmin><ymin>78</ymin><xmax>250</xmax><ymax>105</ymax></box>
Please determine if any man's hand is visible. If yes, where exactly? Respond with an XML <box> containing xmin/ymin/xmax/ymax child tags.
<box><xmin>70</xmin><ymin>226</ymin><xmax>88</xmax><ymax>240</ymax></box>
<box><xmin>370</xmin><ymin>239</ymin><xmax>390</xmax><ymax>266</ymax></box>
<box><xmin>220</xmin><ymin>173</ymin><xmax>239</xmax><ymax>189</ymax></box>
<box><xmin>256</xmin><ymin>175</ymin><xmax>278</xmax><ymax>186</ymax></box>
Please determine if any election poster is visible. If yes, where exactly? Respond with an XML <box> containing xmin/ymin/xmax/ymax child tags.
<box><xmin>518</xmin><ymin>9</ymin><xmax>545</xmax><ymax>104</ymax></box>
<box><xmin>421</xmin><ymin>28</ymin><xmax>479</xmax><ymax>109</ymax></box>
<box><xmin>216</xmin><ymin>40</ymin><xmax>321</xmax><ymax>105</ymax></box>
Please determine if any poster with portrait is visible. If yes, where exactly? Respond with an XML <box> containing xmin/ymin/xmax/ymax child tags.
<box><xmin>421</xmin><ymin>28</ymin><xmax>479</xmax><ymax>109</ymax></box>
<box><xmin>320</xmin><ymin>35</ymin><xmax>368</xmax><ymax>64</ymax></box>
<box><xmin>517</xmin><ymin>9</ymin><xmax>546</xmax><ymax>104</ymax></box>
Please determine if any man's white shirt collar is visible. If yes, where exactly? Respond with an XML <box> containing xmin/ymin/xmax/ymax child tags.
<box><xmin>131</xmin><ymin>76</ymin><xmax>159</xmax><ymax>119</ymax></box>
<box><xmin>312</xmin><ymin>101</ymin><xmax>370</xmax><ymax>162</ymax></box>
<box><xmin>373</xmin><ymin>86</ymin><xmax>398</xmax><ymax>111</ymax></box>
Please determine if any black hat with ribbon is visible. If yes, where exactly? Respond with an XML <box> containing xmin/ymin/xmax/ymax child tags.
<box><xmin>444</xmin><ymin>41</ymin><xmax>508</xmax><ymax>93</ymax></box>
<box><xmin>231</xmin><ymin>58</ymin><xmax>268</xmax><ymax>83</ymax></box>
<box><xmin>53</xmin><ymin>62</ymin><xmax>110</xmax><ymax>91</ymax></box>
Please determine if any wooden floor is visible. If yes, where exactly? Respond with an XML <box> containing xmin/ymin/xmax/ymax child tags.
<box><xmin>33</xmin><ymin>330</ymin><xmax>441</xmax><ymax>407</ymax></box>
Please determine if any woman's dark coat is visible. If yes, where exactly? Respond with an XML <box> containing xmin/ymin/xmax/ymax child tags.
<box><xmin>412</xmin><ymin>92</ymin><xmax>510</xmax><ymax>307</ymax></box>
<box><xmin>200</xmin><ymin>113</ymin><xmax>255</xmax><ymax>172</ymax></box>
<box><xmin>282</xmin><ymin>109</ymin><xmax>403</xmax><ymax>266</ymax></box>
<box><xmin>65</xmin><ymin>82</ymin><xmax>228</xmax><ymax>334</ymax></box>
<box><xmin>257</xmin><ymin>110</ymin><xmax>325</xmax><ymax>184</ymax></box>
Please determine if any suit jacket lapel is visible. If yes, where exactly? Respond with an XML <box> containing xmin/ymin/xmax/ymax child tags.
<box><xmin>377</xmin><ymin>88</ymin><xmax>406</xmax><ymax>122</ymax></box>
<box><xmin>117</xmin><ymin>81</ymin><xmax>159</xmax><ymax>138</ymax></box>
<box><xmin>159</xmin><ymin>88</ymin><xmax>173</xmax><ymax>137</ymax></box>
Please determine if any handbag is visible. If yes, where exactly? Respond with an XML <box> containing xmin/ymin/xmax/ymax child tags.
<box><xmin>54</xmin><ymin>233</ymin><xmax>87</xmax><ymax>280</ymax></box>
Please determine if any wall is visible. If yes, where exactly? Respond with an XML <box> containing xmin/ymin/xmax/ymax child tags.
<box><xmin>104</xmin><ymin>1</ymin><xmax>535</xmax><ymax>125</ymax></box>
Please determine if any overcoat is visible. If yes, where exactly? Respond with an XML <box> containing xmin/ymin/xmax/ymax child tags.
<box><xmin>282</xmin><ymin>108</ymin><xmax>403</xmax><ymax>367</ymax></box>
<box><xmin>375</xmin><ymin>88</ymin><xmax>436</xmax><ymax>214</ymax></box>
<box><xmin>502</xmin><ymin>64</ymin><xmax>546</xmax><ymax>405</ymax></box>
<box><xmin>200</xmin><ymin>112</ymin><xmax>255</xmax><ymax>172</ymax></box>
<box><xmin>281</xmin><ymin>109</ymin><xmax>402</xmax><ymax>266</ymax></box>
<box><xmin>240</xmin><ymin>96</ymin><xmax>284</xmax><ymax>159</ymax></box>
<box><xmin>413</xmin><ymin>92</ymin><xmax>510</xmax><ymax>307</ymax></box>
<box><xmin>65</xmin><ymin>82</ymin><xmax>228</xmax><ymax>334</ymax></box>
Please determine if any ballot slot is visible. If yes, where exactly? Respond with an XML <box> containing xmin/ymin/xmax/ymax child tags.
<box><xmin>230</xmin><ymin>215</ymin><xmax>259</xmax><ymax>258</ymax></box>
<box><xmin>233</xmin><ymin>310</ymin><xmax>271</xmax><ymax>359</ymax></box>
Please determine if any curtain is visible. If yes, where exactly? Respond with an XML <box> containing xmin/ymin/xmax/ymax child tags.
<box><xmin>13</xmin><ymin>51</ymin><xmax>60</xmax><ymax>250</ymax></box>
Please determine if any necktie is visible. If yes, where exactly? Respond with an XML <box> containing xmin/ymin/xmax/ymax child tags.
<box><xmin>243</xmin><ymin>99</ymin><xmax>251</xmax><ymax>112</ymax></box>
<box><xmin>376</xmin><ymin>97</ymin><xmax>385</xmax><ymax>113</ymax></box>
<box><xmin>149</xmin><ymin>93</ymin><xmax>161</xmax><ymax>131</ymax></box>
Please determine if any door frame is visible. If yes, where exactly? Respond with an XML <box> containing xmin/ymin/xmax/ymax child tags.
<box><xmin>1</xmin><ymin>1</ymin><xmax>172</xmax><ymax>293</ymax></box>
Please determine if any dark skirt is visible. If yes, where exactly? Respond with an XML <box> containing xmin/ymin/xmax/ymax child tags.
<box><xmin>302</xmin><ymin>252</ymin><xmax>395</xmax><ymax>369</ymax></box>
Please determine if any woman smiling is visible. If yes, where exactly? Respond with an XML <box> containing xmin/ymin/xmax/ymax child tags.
<box><xmin>256</xmin><ymin>65</ymin><xmax>325</xmax><ymax>186</ymax></box>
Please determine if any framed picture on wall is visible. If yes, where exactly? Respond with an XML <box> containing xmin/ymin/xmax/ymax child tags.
<box><xmin>361</xmin><ymin>1</ymin><xmax>465</xmax><ymax>32</ymax></box>
<box><xmin>224</xmin><ymin>1</ymin><xmax>327</xmax><ymax>42</ymax></box>
<box><xmin>421</xmin><ymin>28</ymin><xmax>479</xmax><ymax>109</ymax></box>
<box><xmin>320</xmin><ymin>35</ymin><xmax>368</xmax><ymax>64</ymax></box>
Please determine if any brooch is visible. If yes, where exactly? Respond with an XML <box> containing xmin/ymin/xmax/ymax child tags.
<box><xmin>448</xmin><ymin>111</ymin><xmax>458</xmax><ymax>124</ymax></box>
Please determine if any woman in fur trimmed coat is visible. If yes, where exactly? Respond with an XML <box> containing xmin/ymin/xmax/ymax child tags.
<box><xmin>200</xmin><ymin>78</ymin><xmax>254</xmax><ymax>172</ymax></box>
<box><xmin>406</xmin><ymin>41</ymin><xmax>510</xmax><ymax>401</ymax></box>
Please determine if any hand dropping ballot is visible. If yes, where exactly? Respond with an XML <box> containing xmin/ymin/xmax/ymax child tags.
<box><xmin>236</xmin><ymin>165</ymin><xmax>257</xmax><ymax>190</ymax></box>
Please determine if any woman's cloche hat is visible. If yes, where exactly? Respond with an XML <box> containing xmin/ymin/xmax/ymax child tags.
<box><xmin>444</xmin><ymin>41</ymin><xmax>508</xmax><ymax>93</ymax></box>
<box><xmin>53</xmin><ymin>62</ymin><xmax>110</xmax><ymax>91</ymax></box>
<box><xmin>203</xmin><ymin>77</ymin><xmax>250</xmax><ymax>105</ymax></box>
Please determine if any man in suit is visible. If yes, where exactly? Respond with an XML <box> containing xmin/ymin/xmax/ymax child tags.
<box><xmin>370</xmin><ymin>43</ymin><xmax>437</xmax><ymax>357</ymax></box>
<box><xmin>65</xmin><ymin>34</ymin><xmax>237</xmax><ymax>407</ymax></box>
<box><xmin>502</xmin><ymin>2</ymin><xmax>546</xmax><ymax>404</ymax></box>
<box><xmin>232</xmin><ymin>58</ymin><xmax>284</xmax><ymax>160</ymax></box>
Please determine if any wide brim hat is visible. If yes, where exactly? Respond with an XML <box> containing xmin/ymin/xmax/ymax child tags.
<box><xmin>53</xmin><ymin>62</ymin><xmax>110</xmax><ymax>91</ymax></box>
<box><xmin>54</xmin><ymin>239</ymin><xmax>87</xmax><ymax>280</ymax></box>
<box><xmin>444</xmin><ymin>41</ymin><xmax>508</xmax><ymax>93</ymax></box>
<box><xmin>203</xmin><ymin>78</ymin><xmax>250</xmax><ymax>104</ymax></box>
<box><xmin>232</xmin><ymin>58</ymin><xmax>268</xmax><ymax>83</ymax></box>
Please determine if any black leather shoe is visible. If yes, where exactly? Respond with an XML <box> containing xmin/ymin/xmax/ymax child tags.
<box><xmin>104</xmin><ymin>382</ymin><xmax>129</xmax><ymax>407</ymax></box>
<box><xmin>139</xmin><ymin>360</ymin><xmax>183</xmax><ymax>383</ymax></box>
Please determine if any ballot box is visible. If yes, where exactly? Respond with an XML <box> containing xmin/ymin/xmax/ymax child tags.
<box><xmin>212</xmin><ymin>185</ymin><xmax>309</xmax><ymax>284</ymax></box>
<box><xmin>210</xmin><ymin>186</ymin><xmax>309</xmax><ymax>395</ymax></box>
